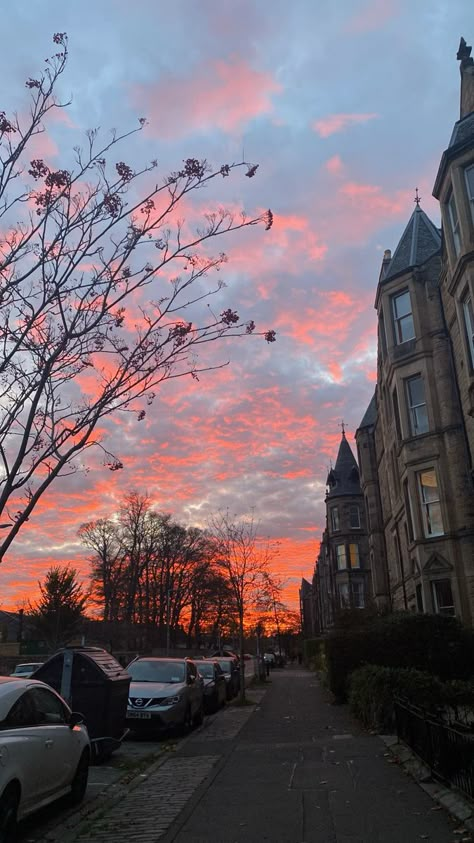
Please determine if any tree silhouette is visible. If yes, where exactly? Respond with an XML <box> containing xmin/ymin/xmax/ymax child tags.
<box><xmin>0</xmin><ymin>34</ymin><xmax>274</xmax><ymax>561</ymax></box>
<box><xmin>29</xmin><ymin>566</ymin><xmax>88</xmax><ymax>649</ymax></box>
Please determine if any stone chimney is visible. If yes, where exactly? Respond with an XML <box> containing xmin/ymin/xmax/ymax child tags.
<box><xmin>458</xmin><ymin>37</ymin><xmax>474</xmax><ymax>119</ymax></box>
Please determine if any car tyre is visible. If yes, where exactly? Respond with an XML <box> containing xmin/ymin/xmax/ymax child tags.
<box><xmin>0</xmin><ymin>784</ymin><xmax>20</xmax><ymax>843</ymax></box>
<box><xmin>68</xmin><ymin>750</ymin><xmax>89</xmax><ymax>806</ymax></box>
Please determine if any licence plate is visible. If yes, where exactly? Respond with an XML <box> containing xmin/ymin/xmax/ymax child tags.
<box><xmin>128</xmin><ymin>711</ymin><xmax>152</xmax><ymax>719</ymax></box>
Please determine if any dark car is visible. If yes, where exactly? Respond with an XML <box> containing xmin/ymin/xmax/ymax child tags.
<box><xmin>211</xmin><ymin>658</ymin><xmax>240</xmax><ymax>700</ymax></box>
<box><xmin>197</xmin><ymin>661</ymin><xmax>226</xmax><ymax>713</ymax></box>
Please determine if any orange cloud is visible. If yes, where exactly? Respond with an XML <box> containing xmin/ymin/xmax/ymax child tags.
<box><xmin>131</xmin><ymin>58</ymin><xmax>282</xmax><ymax>138</ymax></box>
<box><xmin>313</xmin><ymin>113</ymin><xmax>378</xmax><ymax>138</ymax></box>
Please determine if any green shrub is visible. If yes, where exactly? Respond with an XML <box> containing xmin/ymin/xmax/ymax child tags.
<box><xmin>348</xmin><ymin>664</ymin><xmax>474</xmax><ymax>732</ymax></box>
<box><xmin>326</xmin><ymin>612</ymin><xmax>474</xmax><ymax>701</ymax></box>
<box><xmin>303</xmin><ymin>638</ymin><xmax>327</xmax><ymax>671</ymax></box>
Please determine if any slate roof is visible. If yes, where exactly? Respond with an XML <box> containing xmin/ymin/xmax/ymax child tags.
<box><xmin>383</xmin><ymin>206</ymin><xmax>441</xmax><ymax>282</ymax></box>
<box><xmin>326</xmin><ymin>434</ymin><xmax>361</xmax><ymax>499</ymax></box>
<box><xmin>358</xmin><ymin>391</ymin><xmax>377</xmax><ymax>430</ymax></box>
<box><xmin>449</xmin><ymin>111</ymin><xmax>474</xmax><ymax>149</ymax></box>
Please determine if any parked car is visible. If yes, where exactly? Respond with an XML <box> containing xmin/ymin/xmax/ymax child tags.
<box><xmin>197</xmin><ymin>661</ymin><xmax>226</xmax><ymax>713</ymax></box>
<box><xmin>9</xmin><ymin>663</ymin><xmax>45</xmax><ymax>679</ymax></box>
<box><xmin>211</xmin><ymin>658</ymin><xmax>240</xmax><ymax>700</ymax></box>
<box><xmin>210</xmin><ymin>650</ymin><xmax>239</xmax><ymax>662</ymax></box>
<box><xmin>0</xmin><ymin>677</ymin><xmax>90</xmax><ymax>841</ymax></box>
<box><xmin>126</xmin><ymin>658</ymin><xmax>204</xmax><ymax>733</ymax></box>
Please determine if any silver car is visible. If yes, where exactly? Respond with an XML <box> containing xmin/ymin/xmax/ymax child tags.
<box><xmin>126</xmin><ymin>658</ymin><xmax>204</xmax><ymax>732</ymax></box>
<box><xmin>10</xmin><ymin>663</ymin><xmax>45</xmax><ymax>679</ymax></box>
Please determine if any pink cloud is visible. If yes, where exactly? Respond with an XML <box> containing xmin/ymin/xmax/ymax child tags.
<box><xmin>313</xmin><ymin>113</ymin><xmax>378</xmax><ymax>138</ymax></box>
<box><xmin>325</xmin><ymin>155</ymin><xmax>344</xmax><ymax>176</ymax></box>
<box><xmin>131</xmin><ymin>58</ymin><xmax>282</xmax><ymax>138</ymax></box>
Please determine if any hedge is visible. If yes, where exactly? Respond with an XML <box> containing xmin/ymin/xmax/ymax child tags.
<box><xmin>348</xmin><ymin>664</ymin><xmax>474</xmax><ymax>732</ymax></box>
<box><xmin>325</xmin><ymin>612</ymin><xmax>474</xmax><ymax>701</ymax></box>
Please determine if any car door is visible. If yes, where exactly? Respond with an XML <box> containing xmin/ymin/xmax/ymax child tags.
<box><xmin>0</xmin><ymin>689</ymin><xmax>45</xmax><ymax>814</ymax></box>
<box><xmin>186</xmin><ymin>662</ymin><xmax>201</xmax><ymax>717</ymax></box>
<box><xmin>29</xmin><ymin>686</ymin><xmax>77</xmax><ymax>796</ymax></box>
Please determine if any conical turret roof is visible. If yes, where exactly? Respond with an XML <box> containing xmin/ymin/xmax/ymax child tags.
<box><xmin>383</xmin><ymin>205</ymin><xmax>441</xmax><ymax>282</ymax></box>
<box><xmin>326</xmin><ymin>433</ymin><xmax>361</xmax><ymax>498</ymax></box>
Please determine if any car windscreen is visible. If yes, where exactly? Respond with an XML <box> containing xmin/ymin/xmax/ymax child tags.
<box><xmin>198</xmin><ymin>664</ymin><xmax>215</xmax><ymax>679</ymax></box>
<box><xmin>128</xmin><ymin>661</ymin><xmax>185</xmax><ymax>683</ymax></box>
<box><xmin>216</xmin><ymin>660</ymin><xmax>233</xmax><ymax>672</ymax></box>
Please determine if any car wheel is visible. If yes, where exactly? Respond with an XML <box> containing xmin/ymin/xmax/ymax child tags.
<box><xmin>68</xmin><ymin>750</ymin><xmax>89</xmax><ymax>806</ymax></box>
<box><xmin>0</xmin><ymin>784</ymin><xmax>20</xmax><ymax>843</ymax></box>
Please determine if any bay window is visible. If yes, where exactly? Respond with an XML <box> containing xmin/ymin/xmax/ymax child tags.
<box><xmin>392</xmin><ymin>290</ymin><xmax>415</xmax><ymax>344</ymax></box>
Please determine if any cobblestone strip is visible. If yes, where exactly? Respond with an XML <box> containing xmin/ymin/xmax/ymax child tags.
<box><xmin>74</xmin><ymin>755</ymin><xmax>219</xmax><ymax>843</ymax></box>
<box><xmin>199</xmin><ymin>691</ymin><xmax>266</xmax><ymax>741</ymax></box>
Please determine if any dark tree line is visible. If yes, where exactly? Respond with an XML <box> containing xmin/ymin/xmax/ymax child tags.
<box><xmin>79</xmin><ymin>492</ymin><xmax>235</xmax><ymax>648</ymax></box>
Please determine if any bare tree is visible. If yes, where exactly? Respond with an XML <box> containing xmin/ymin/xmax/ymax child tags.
<box><xmin>210</xmin><ymin>511</ymin><xmax>277</xmax><ymax>702</ymax></box>
<box><xmin>0</xmin><ymin>34</ymin><xmax>274</xmax><ymax>560</ymax></box>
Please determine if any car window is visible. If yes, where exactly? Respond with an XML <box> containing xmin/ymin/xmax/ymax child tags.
<box><xmin>30</xmin><ymin>686</ymin><xmax>68</xmax><ymax>725</ymax></box>
<box><xmin>3</xmin><ymin>690</ymin><xmax>37</xmax><ymax>728</ymax></box>
<box><xmin>128</xmin><ymin>660</ymin><xmax>185</xmax><ymax>683</ymax></box>
<box><xmin>215</xmin><ymin>664</ymin><xmax>224</xmax><ymax>676</ymax></box>
<box><xmin>197</xmin><ymin>663</ymin><xmax>215</xmax><ymax>679</ymax></box>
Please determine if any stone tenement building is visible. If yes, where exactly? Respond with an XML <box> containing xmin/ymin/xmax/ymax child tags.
<box><xmin>303</xmin><ymin>39</ymin><xmax>474</xmax><ymax>633</ymax></box>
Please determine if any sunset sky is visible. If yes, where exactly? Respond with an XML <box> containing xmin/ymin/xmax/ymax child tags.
<box><xmin>0</xmin><ymin>0</ymin><xmax>468</xmax><ymax>612</ymax></box>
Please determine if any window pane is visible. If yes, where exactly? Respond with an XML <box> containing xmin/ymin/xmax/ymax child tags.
<box><xmin>349</xmin><ymin>506</ymin><xmax>360</xmax><ymax>529</ymax></box>
<box><xmin>336</xmin><ymin>545</ymin><xmax>346</xmax><ymax>570</ymax></box>
<box><xmin>463</xmin><ymin>296</ymin><xmax>474</xmax><ymax>368</ymax></box>
<box><xmin>407</xmin><ymin>376</ymin><xmax>423</xmax><ymax>406</ymax></box>
<box><xmin>349</xmin><ymin>544</ymin><xmax>360</xmax><ymax>568</ymax></box>
<box><xmin>465</xmin><ymin>166</ymin><xmax>474</xmax><ymax>200</ymax></box>
<box><xmin>426</xmin><ymin>501</ymin><xmax>443</xmax><ymax>535</ymax></box>
<box><xmin>420</xmin><ymin>470</ymin><xmax>438</xmax><ymax>502</ymax></box>
<box><xmin>432</xmin><ymin>579</ymin><xmax>455</xmax><ymax>616</ymax></box>
<box><xmin>407</xmin><ymin>376</ymin><xmax>428</xmax><ymax>435</ymax></box>
<box><xmin>448</xmin><ymin>193</ymin><xmax>461</xmax><ymax>255</ymax></box>
<box><xmin>339</xmin><ymin>583</ymin><xmax>349</xmax><ymax>608</ymax></box>
<box><xmin>351</xmin><ymin>581</ymin><xmax>365</xmax><ymax>609</ymax></box>
<box><xmin>331</xmin><ymin>507</ymin><xmax>339</xmax><ymax>531</ymax></box>
<box><xmin>393</xmin><ymin>291</ymin><xmax>411</xmax><ymax>319</ymax></box>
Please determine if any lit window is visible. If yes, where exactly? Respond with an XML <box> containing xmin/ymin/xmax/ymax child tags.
<box><xmin>465</xmin><ymin>165</ymin><xmax>474</xmax><ymax>224</ymax></box>
<box><xmin>431</xmin><ymin>579</ymin><xmax>455</xmax><ymax>616</ymax></box>
<box><xmin>339</xmin><ymin>583</ymin><xmax>350</xmax><ymax>608</ymax></box>
<box><xmin>349</xmin><ymin>543</ymin><xmax>360</xmax><ymax>569</ymax></box>
<box><xmin>418</xmin><ymin>469</ymin><xmax>444</xmax><ymax>537</ymax></box>
<box><xmin>351</xmin><ymin>580</ymin><xmax>365</xmax><ymax>609</ymax></box>
<box><xmin>336</xmin><ymin>544</ymin><xmax>346</xmax><ymax>570</ymax></box>
<box><xmin>447</xmin><ymin>192</ymin><xmax>461</xmax><ymax>256</ymax></box>
<box><xmin>462</xmin><ymin>294</ymin><xmax>474</xmax><ymax>370</ymax></box>
<box><xmin>406</xmin><ymin>375</ymin><xmax>428</xmax><ymax>435</ymax></box>
<box><xmin>331</xmin><ymin>507</ymin><xmax>340</xmax><ymax>532</ymax></box>
<box><xmin>392</xmin><ymin>290</ymin><xmax>415</xmax><ymax>344</ymax></box>
<box><xmin>349</xmin><ymin>505</ymin><xmax>360</xmax><ymax>529</ymax></box>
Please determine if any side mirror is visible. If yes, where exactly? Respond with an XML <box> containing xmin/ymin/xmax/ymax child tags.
<box><xmin>69</xmin><ymin>711</ymin><xmax>85</xmax><ymax>729</ymax></box>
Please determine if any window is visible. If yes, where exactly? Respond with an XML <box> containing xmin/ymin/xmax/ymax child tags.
<box><xmin>418</xmin><ymin>469</ymin><xmax>444</xmax><ymax>537</ymax></box>
<box><xmin>339</xmin><ymin>583</ymin><xmax>350</xmax><ymax>608</ymax></box>
<box><xmin>336</xmin><ymin>544</ymin><xmax>347</xmax><ymax>570</ymax></box>
<box><xmin>349</xmin><ymin>543</ymin><xmax>360</xmax><ymax>569</ymax></box>
<box><xmin>462</xmin><ymin>294</ymin><xmax>474</xmax><ymax>370</ymax></box>
<box><xmin>330</xmin><ymin>507</ymin><xmax>340</xmax><ymax>532</ymax></box>
<box><xmin>406</xmin><ymin>375</ymin><xmax>428</xmax><ymax>435</ymax></box>
<box><xmin>3</xmin><ymin>691</ymin><xmax>36</xmax><ymax>728</ymax></box>
<box><xmin>392</xmin><ymin>387</ymin><xmax>402</xmax><ymax>439</ymax></box>
<box><xmin>403</xmin><ymin>479</ymin><xmax>414</xmax><ymax>541</ymax></box>
<box><xmin>351</xmin><ymin>580</ymin><xmax>365</xmax><ymax>609</ymax></box>
<box><xmin>30</xmin><ymin>687</ymin><xmax>68</xmax><ymax>725</ymax></box>
<box><xmin>349</xmin><ymin>505</ymin><xmax>360</xmax><ymax>529</ymax></box>
<box><xmin>416</xmin><ymin>584</ymin><xmax>424</xmax><ymax>613</ymax></box>
<box><xmin>392</xmin><ymin>290</ymin><xmax>415</xmax><ymax>344</ymax></box>
<box><xmin>431</xmin><ymin>579</ymin><xmax>455</xmax><ymax>616</ymax></box>
<box><xmin>465</xmin><ymin>165</ymin><xmax>474</xmax><ymax>223</ymax></box>
<box><xmin>379</xmin><ymin>310</ymin><xmax>387</xmax><ymax>357</ymax></box>
<box><xmin>447</xmin><ymin>192</ymin><xmax>461</xmax><ymax>256</ymax></box>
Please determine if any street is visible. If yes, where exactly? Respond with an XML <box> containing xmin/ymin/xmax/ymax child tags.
<box><xmin>22</xmin><ymin>667</ymin><xmax>466</xmax><ymax>843</ymax></box>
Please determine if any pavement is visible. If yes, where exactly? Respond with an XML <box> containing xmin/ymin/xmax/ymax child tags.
<box><xmin>27</xmin><ymin>666</ymin><xmax>472</xmax><ymax>843</ymax></box>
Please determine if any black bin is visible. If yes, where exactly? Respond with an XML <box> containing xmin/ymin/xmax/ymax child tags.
<box><xmin>32</xmin><ymin>647</ymin><xmax>131</xmax><ymax>745</ymax></box>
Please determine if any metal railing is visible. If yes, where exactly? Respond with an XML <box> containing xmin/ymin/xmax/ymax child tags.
<box><xmin>394</xmin><ymin>698</ymin><xmax>474</xmax><ymax>801</ymax></box>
